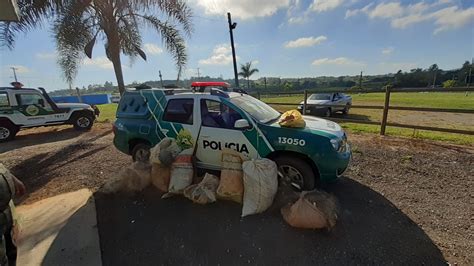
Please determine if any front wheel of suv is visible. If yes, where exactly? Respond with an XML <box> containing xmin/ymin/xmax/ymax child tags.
<box><xmin>131</xmin><ymin>143</ymin><xmax>151</xmax><ymax>163</ymax></box>
<box><xmin>72</xmin><ymin>112</ymin><xmax>94</xmax><ymax>130</ymax></box>
<box><xmin>0</xmin><ymin>121</ymin><xmax>18</xmax><ymax>142</ymax></box>
<box><xmin>274</xmin><ymin>156</ymin><xmax>317</xmax><ymax>191</ymax></box>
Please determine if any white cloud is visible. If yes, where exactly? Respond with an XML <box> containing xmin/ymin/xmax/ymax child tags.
<box><xmin>199</xmin><ymin>44</ymin><xmax>240</xmax><ymax>65</ymax></box>
<box><xmin>309</xmin><ymin>0</ymin><xmax>344</xmax><ymax>13</ymax></box>
<box><xmin>288</xmin><ymin>16</ymin><xmax>309</xmax><ymax>24</ymax></box>
<box><xmin>284</xmin><ymin>36</ymin><xmax>327</xmax><ymax>48</ymax></box>
<box><xmin>312</xmin><ymin>57</ymin><xmax>365</xmax><ymax>66</ymax></box>
<box><xmin>369</xmin><ymin>2</ymin><xmax>404</xmax><ymax>18</ymax></box>
<box><xmin>194</xmin><ymin>0</ymin><xmax>293</xmax><ymax>20</ymax></box>
<box><xmin>345</xmin><ymin>3</ymin><xmax>372</xmax><ymax>18</ymax></box>
<box><xmin>431</xmin><ymin>6</ymin><xmax>474</xmax><ymax>34</ymax></box>
<box><xmin>83</xmin><ymin>57</ymin><xmax>114</xmax><ymax>69</ymax></box>
<box><xmin>251</xmin><ymin>60</ymin><xmax>260</xmax><ymax>65</ymax></box>
<box><xmin>8</xmin><ymin>65</ymin><xmax>30</xmax><ymax>74</ymax></box>
<box><xmin>382</xmin><ymin>47</ymin><xmax>394</xmax><ymax>55</ymax></box>
<box><xmin>35</xmin><ymin>52</ymin><xmax>56</xmax><ymax>60</ymax></box>
<box><xmin>345</xmin><ymin>1</ymin><xmax>474</xmax><ymax>34</ymax></box>
<box><xmin>143</xmin><ymin>43</ymin><xmax>163</xmax><ymax>55</ymax></box>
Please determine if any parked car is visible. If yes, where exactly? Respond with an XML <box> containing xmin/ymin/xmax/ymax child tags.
<box><xmin>113</xmin><ymin>87</ymin><xmax>351</xmax><ymax>190</ymax></box>
<box><xmin>298</xmin><ymin>93</ymin><xmax>352</xmax><ymax>117</ymax></box>
<box><xmin>0</xmin><ymin>86</ymin><xmax>98</xmax><ymax>142</ymax></box>
<box><xmin>110</xmin><ymin>94</ymin><xmax>121</xmax><ymax>103</ymax></box>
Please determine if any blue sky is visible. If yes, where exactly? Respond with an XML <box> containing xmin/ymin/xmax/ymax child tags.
<box><xmin>0</xmin><ymin>0</ymin><xmax>473</xmax><ymax>91</ymax></box>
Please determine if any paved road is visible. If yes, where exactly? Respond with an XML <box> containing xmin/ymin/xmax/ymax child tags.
<box><xmin>95</xmin><ymin>177</ymin><xmax>445</xmax><ymax>265</ymax></box>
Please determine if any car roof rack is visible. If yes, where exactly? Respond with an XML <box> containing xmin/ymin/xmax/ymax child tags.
<box><xmin>232</xmin><ymin>88</ymin><xmax>248</xmax><ymax>94</ymax></box>
<box><xmin>210</xmin><ymin>88</ymin><xmax>229</xmax><ymax>98</ymax></box>
<box><xmin>135</xmin><ymin>84</ymin><xmax>152</xmax><ymax>90</ymax></box>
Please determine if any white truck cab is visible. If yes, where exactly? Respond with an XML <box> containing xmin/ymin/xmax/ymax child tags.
<box><xmin>0</xmin><ymin>87</ymin><xmax>97</xmax><ymax>142</ymax></box>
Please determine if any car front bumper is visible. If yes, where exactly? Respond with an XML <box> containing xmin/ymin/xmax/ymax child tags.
<box><xmin>317</xmin><ymin>143</ymin><xmax>351</xmax><ymax>183</ymax></box>
<box><xmin>297</xmin><ymin>105</ymin><xmax>329</xmax><ymax>115</ymax></box>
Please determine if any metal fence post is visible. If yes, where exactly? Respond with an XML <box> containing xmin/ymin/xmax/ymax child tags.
<box><xmin>303</xmin><ymin>90</ymin><xmax>308</xmax><ymax>114</ymax></box>
<box><xmin>380</xmin><ymin>86</ymin><xmax>391</xmax><ymax>135</ymax></box>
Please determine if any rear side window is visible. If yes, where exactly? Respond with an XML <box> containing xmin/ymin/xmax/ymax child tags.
<box><xmin>163</xmin><ymin>99</ymin><xmax>194</xmax><ymax>124</ymax></box>
<box><xmin>0</xmin><ymin>93</ymin><xmax>9</xmax><ymax>107</ymax></box>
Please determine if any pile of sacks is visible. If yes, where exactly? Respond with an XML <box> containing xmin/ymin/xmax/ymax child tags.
<box><xmin>103</xmin><ymin>137</ymin><xmax>279</xmax><ymax>217</ymax></box>
<box><xmin>103</xmin><ymin>136</ymin><xmax>339</xmax><ymax>228</ymax></box>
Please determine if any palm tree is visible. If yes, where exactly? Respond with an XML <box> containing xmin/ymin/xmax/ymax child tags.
<box><xmin>1</xmin><ymin>0</ymin><xmax>192</xmax><ymax>95</ymax></box>
<box><xmin>238</xmin><ymin>62</ymin><xmax>259</xmax><ymax>89</ymax></box>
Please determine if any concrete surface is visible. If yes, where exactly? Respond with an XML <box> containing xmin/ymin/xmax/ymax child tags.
<box><xmin>15</xmin><ymin>189</ymin><xmax>101</xmax><ymax>266</ymax></box>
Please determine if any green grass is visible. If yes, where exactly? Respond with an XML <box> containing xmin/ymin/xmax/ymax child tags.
<box><xmin>262</xmin><ymin>92</ymin><xmax>473</xmax><ymax>109</ymax></box>
<box><xmin>96</xmin><ymin>103</ymin><xmax>118</xmax><ymax>122</ymax></box>
<box><xmin>341</xmin><ymin>123</ymin><xmax>474</xmax><ymax>145</ymax></box>
<box><xmin>263</xmin><ymin>92</ymin><xmax>473</xmax><ymax>145</ymax></box>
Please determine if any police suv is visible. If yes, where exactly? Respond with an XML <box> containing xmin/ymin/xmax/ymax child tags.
<box><xmin>113</xmin><ymin>87</ymin><xmax>351</xmax><ymax>189</ymax></box>
<box><xmin>0</xmin><ymin>87</ymin><xmax>97</xmax><ymax>142</ymax></box>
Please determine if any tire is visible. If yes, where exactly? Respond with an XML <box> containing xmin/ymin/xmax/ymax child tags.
<box><xmin>324</xmin><ymin>108</ymin><xmax>332</xmax><ymax>117</ymax></box>
<box><xmin>274</xmin><ymin>156</ymin><xmax>317</xmax><ymax>191</ymax></box>
<box><xmin>131</xmin><ymin>143</ymin><xmax>151</xmax><ymax>163</ymax></box>
<box><xmin>0</xmin><ymin>121</ymin><xmax>18</xmax><ymax>142</ymax></box>
<box><xmin>342</xmin><ymin>104</ymin><xmax>350</xmax><ymax>115</ymax></box>
<box><xmin>72</xmin><ymin>112</ymin><xmax>94</xmax><ymax>130</ymax></box>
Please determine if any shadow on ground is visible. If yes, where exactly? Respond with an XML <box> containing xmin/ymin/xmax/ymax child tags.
<box><xmin>94</xmin><ymin>177</ymin><xmax>445</xmax><ymax>265</ymax></box>
<box><xmin>8</xmin><ymin>130</ymin><xmax>111</xmax><ymax>203</ymax></box>
<box><xmin>0</xmin><ymin>128</ymin><xmax>83</xmax><ymax>153</ymax></box>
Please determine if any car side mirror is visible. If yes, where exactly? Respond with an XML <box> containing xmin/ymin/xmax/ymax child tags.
<box><xmin>234</xmin><ymin>119</ymin><xmax>252</xmax><ymax>130</ymax></box>
<box><xmin>38</xmin><ymin>99</ymin><xmax>45</xmax><ymax>107</ymax></box>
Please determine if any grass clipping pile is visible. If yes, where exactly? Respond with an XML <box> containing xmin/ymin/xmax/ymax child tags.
<box><xmin>102</xmin><ymin>136</ymin><xmax>339</xmax><ymax>230</ymax></box>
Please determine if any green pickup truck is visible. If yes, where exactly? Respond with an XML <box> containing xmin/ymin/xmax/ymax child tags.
<box><xmin>113</xmin><ymin>87</ymin><xmax>351</xmax><ymax>190</ymax></box>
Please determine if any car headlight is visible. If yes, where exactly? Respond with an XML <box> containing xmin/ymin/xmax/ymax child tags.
<box><xmin>330</xmin><ymin>138</ymin><xmax>341</xmax><ymax>151</ymax></box>
<box><xmin>330</xmin><ymin>137</ymin><xmax>347</xmax><ymax>152</ymax></box>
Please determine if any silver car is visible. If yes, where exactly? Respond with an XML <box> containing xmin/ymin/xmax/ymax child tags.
<box><xmin>298</xmin><ymin>93</ymin><xmax>352</xmax><ymax>117</ymax></box>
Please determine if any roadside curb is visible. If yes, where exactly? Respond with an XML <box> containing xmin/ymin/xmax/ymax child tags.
<box><xmin>15</xmin><ymin>189</ymin><xmax>102</xmax><ymax>266</ymax></box>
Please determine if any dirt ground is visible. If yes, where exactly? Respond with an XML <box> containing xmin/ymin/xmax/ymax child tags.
<box><xmin>1</xmin><ymin>124</ymin><xmax>472</xmax><ymax>265</ymax></box>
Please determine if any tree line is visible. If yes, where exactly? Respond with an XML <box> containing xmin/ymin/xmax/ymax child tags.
<box><xmin>47</xmin><ymin>60</ymin><xmax>472</xmax><ymax>96</ymax></box>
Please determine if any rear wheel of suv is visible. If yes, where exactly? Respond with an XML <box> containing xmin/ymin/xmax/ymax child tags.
<box><xmin>72</xmin><ymin>112</ymin><xmax>94</xmax><ymax>130</ymax></box>
<box><xmin>0</xmin><ymin>121</ymin><xmax>18</xmax><ymax>142</ymax></box>
<box><xmin>274</xmin><ymin>156</ymin><xmax>317</xmax><ymax>191</ymax></box>
<box><xmin>132</xmin><ymin>143</ymin><xmax>151</xmax><ymax>163</ymax></box>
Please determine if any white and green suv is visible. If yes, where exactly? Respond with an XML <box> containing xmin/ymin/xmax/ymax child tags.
<box><xmin>0</xmin><ymin>87</ymin><xmax>97</xmax><ymax>142</ymax></box>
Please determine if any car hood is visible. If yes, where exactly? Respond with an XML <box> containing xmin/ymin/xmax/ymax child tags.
<box><xmin>269</xmin><ymin>115</ymin><xmax>344</xmax><ymax>138</ymax></box>
<box><xmin>302</xmin><ymin>115</ymin><xmax>344</xmax><ymax>137</ymax></box>
<box><xmin>299</xmin><ymin>99</ymin><xmax>331</xmax><ymax>105</ymax></box>
<box><xmin>56</xmin><ymin>103</ymin><xmax>92</xmax><ymax>109</ymax></box>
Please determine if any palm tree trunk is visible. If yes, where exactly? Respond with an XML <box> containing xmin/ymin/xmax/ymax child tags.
<box><xmin>104</xmin><ymin>11</ymin><xmax>126</xmax><ymax>95</ymax></box>
<box><xmin>247</xmin><ymin>78</ymin><xmax>250</xmax><ymax>89</ymax></box>
<box><xmin>110</xmin><ymin>49</ymin><xmax>125</xmax><ymax>95</ymax></box>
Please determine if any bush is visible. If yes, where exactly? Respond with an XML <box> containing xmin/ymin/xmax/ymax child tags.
<box><xmin>442</xmin><ymin>80</ymin><xmax>456</xmax><ymax>88</ymax></box>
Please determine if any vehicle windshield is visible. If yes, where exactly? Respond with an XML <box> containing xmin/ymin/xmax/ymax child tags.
<box><xmin>310</xmin><ymin>94</ymin><xmax>331</xmax><ymax>100</ymax></box>
<box><xmin>230</xmin><ymin>94</ymin><xmax>281</xmax><ymax>123</ymax></box>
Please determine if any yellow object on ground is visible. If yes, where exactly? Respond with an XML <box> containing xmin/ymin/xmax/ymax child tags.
<box><xmin>278</xmin><ymin>110</ymin><xmax>306</xmax><ymax>128</ymax></box>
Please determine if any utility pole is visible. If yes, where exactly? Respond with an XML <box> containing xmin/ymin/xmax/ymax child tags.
<box><xmin>159</xmin><ymin>70</ymin><xmax>163</xmax><ymax>87</ymax></box>
<box><xmin>359</xmin><ymin>71</ymin><xmax>363</xmax><ymax>89</ymax></box>
<box><xmin>227</xmin><ymin>12</ymin><xmax>239</xmax><ymax>87</ymax></box>
<box><xmin>468</xmin><ymin>58</ymin><xmax>473</xmax><ymax>88</ymax></box>
<box><xmin>10</xmin><ymin>67</ymin><xmax>18</xmax><ymax>82</ymax></box>
<box><xmin>197</xmin><ymin>68</ymin><xmax>200</xmax><ymax>80</ymax></box>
